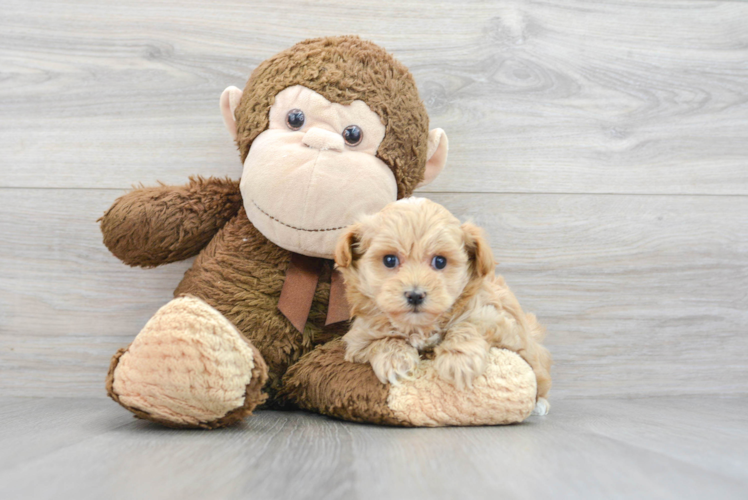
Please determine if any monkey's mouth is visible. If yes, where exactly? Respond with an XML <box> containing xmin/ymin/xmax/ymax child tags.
<box><xmin>250</xmin><ymin>199</ymin><xmax>347</xmax><ymax>233</ymax></box>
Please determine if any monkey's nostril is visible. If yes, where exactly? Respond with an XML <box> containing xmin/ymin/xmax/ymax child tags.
<box><xmin>405</xmin><ymin>290</ymin><xmax>425</xmax><ymax>307</ymax></box>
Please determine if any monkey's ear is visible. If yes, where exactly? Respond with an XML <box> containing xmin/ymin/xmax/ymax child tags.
<box><xmin>220</xmin><ymin>86</ymin><xmax>244</xmax><ymax>140</ymax></box>
<box><xmin>462</xmin><ymin>222</ymin><xmax>496</xmax><ymax>279</ymax></box>
<box><xmin>334</xmin><ymin>223</ymin><xmax>364</xmax><ymax>269</ymax></box>
<box><xmin>417</xmin><ymin>128</ymin><xmax>449</xmax><ymax>189</ymax></box>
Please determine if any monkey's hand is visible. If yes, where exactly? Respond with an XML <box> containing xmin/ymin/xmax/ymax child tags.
<box><xmin>100</xmin><ymin>176</ymin><xmax>242</xmax><ymax>267</ymax></box>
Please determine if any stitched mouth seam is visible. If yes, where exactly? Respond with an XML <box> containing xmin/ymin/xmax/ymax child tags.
<box><xmin>252</xmin><ymin>200</ymin><xmax>347</xmax><ymax>232</ymax></box>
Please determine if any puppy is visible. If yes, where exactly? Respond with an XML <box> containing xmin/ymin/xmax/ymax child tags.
<box><xmin>334</xmin><ymin>197</ymin><xmax>551</xmax><ymax>408</ymax></box>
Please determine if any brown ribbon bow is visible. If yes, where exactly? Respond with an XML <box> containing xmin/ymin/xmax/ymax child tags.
<box><xmin>277</xmin><ymin>253</ymin><xmax>350</xmax><ymax>333</ymax></box>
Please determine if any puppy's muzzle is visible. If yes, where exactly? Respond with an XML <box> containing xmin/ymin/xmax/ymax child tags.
<box><xmin>405</xmin><ymin>289</ymin><xmax>426</xmax><ymax>308</ymax></box>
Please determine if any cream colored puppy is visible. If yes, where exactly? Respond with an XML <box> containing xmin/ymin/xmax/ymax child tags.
<box><xmin>335</xmin><ymin>198</ymin><xmax>551</xmax><ymax>409</ymax></box>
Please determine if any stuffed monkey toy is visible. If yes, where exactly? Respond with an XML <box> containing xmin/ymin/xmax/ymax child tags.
<box><xmin>102</xmin><ymin>36</ymin><xmax>538</xmax><ymax>429</ymax></box>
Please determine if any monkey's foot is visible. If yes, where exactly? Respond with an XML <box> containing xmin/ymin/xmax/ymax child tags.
<box><xmin>281</xmin><ymin>341</ymin><xmax>537</xmax><ymax>427</ymax></box>
<box><xmin>106</xmin><ymin>295</ymin><xmax>268</xmax><ymax>429</ymax></box>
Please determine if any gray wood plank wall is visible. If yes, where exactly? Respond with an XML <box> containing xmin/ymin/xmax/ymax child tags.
<box><xmin>1</xmin><ymin>0</ymin><xmax>747</xmax><ymax>399</ymax></box>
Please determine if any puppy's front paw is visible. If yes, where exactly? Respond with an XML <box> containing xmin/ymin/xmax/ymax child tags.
<box><xmin>369</xmin><ymin>342</ymin><xmax>420</xmax><ymax>385</ymax></box>
<box><xmin>531</xmin><ymin>397</ymin><xmax>550</xmax><ymax>416</ymax></box>
<box><xmin>434</xmin><ymin>346</ymin><xmax>487</xmax><ymax>390</ymax></box>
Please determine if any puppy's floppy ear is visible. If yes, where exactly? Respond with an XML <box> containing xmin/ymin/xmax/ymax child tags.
<box><xmin>462</xmin><ymin>222</ymin><xmax>496</xmax><ymax>278</ymax></box>
<box><xmin>334</xmin><ymin>222</ymin><xmax>363</xmax><ymax>269</ymax></box>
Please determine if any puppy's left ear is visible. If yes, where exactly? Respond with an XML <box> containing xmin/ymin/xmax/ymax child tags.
<box><xmin>334</xmin><ymin>223</ymin><xmax>363</xmax><ymax>269</ymax></box>
<box><xmin>462</xmin><ymin>222</ymin><xmax>496</xmax><ymax>278</ymax></box>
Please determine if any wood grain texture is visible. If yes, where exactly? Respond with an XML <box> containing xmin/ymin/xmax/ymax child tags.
<box><xmin>0</xmin><ymin>396</ymin><xmax>746</xmax><ymax>500</ymax></box>
<box><xmin>1</xmin><ymin>0</ymin><xmax>747</xmax><ymax>193</ymax></box>
<box><xmin>1</xmin><ymin>189</ymin><xmax>746</xmax><ymax>398</ymax></box>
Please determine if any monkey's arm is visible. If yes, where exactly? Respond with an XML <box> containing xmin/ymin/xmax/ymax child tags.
<box><xmin>100</xmin><ymin>176</ymin><xmax>242</xmax><ymax>267</ymax></box>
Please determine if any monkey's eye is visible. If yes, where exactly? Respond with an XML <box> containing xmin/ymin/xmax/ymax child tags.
<box><xmin>431</xmin><ymin>256</ymin><xmax>447</xmax><ymax>270</ymax></box>
<box><xmin>286</xmin><ymin>109</ymin><xmax>305</xmax><ymax>131</ymax></box>
<box><xmin>342</xmin><ymin>125</ymin><xmax>363</xmax><ymax>146</ymax></box>
<box><xmin>383</xmin><ymin>254</ymin><xmax>399</xmax><ymax>268</ymax></box>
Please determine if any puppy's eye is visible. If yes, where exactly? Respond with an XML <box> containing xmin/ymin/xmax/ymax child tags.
<box><xmin>286</xmin><ymin>109</ymin><xmax>305</xmax><ymax>130</ymax></box>
<box><xmin>342</xmin><ymin>125</ymin><xmax>363</xmax><ymax>146</ymax></box>
<box><xmin>383</xmin><ymin>254</ymin><xmax>399</xmax><ymax>268</ymax></box>
<box><xmin>431</xmin><ymin>256</ymin><xmax>447</xmax><ymax>270</ymax></box>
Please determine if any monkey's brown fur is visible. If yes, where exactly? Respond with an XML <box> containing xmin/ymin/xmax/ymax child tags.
<box><xmin>100</xmin><ymin>177</ymin><xmax>243</xmax><ymax>268</ymax></box>
<box><xmin>279</xmin><ymin>339</ymin><xmax>407</xmax><ymax>426</ymax></box>
<box><xmin>235</xmin><ymin>35</ymin><xmax>430</xmax><ymax>198</ymax></box>
<box><xmin>102</xmin><ymin>36</ymin><xmax>429</xmax><ymax>411</ymax></box>
<box><xmin>102</xmin><ymin>36</ymin><xmax>540</xmax><ymax>428</ymax></box>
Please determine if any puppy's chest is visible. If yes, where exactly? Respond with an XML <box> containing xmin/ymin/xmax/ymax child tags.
<box><xmin>405</xmin><ymin>329</ymin><xmax>445</xmax><ymax>352</ymax></box>
<box><xmin>403</xmin><ymin>302</ymin><xmax>503</xmax><ymax>352</ymax></box>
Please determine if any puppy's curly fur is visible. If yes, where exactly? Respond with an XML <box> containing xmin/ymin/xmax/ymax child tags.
<box><xmin>335</xmin><ymin>198</ymin><xmax>552</xmax><ymax>404</ymax></box>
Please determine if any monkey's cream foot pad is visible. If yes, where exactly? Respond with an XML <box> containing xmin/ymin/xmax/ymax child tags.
<box><xmin>106</xmin><ymin>296</ymin><xmax>268</xmax><ymax>429</ymax></box>
<box><xmin>281</xmin><ymin>341</ymin><xmax>538</xmax><ymax>426</ymax></box>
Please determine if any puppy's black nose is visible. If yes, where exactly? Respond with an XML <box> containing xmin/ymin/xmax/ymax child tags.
<box><xmin>405</xmin><ymin>290</ymin><xmax>425</xmax><ymax>306</ymax></box>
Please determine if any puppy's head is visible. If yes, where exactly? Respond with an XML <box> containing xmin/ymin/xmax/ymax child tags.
<box><xmin>335</xmin><ymin>198</ymin><xmax>495</xmax><ymax>329</ymax></box>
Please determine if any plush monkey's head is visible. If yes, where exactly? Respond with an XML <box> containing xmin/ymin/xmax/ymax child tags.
<box><xmin>221</xmin><ymin>36</ymin><xmax>448</xmax><ymax>259</ymax></box>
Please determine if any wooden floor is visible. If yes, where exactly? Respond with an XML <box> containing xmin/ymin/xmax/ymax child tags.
<box><xmin>0</xmin><ymin>396</ymin><xmax>746</xmax><ymax>500</ymax></box>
